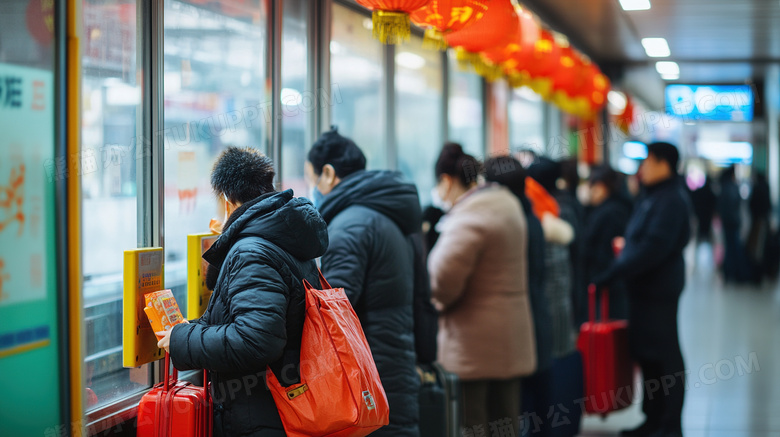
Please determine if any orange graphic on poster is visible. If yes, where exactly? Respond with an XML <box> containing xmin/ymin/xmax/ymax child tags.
<box><xmin>0</xmin><ymin>259</ymin><xmax>8</xmax><ymax>302</ymax></box>
<box><xmin>0</xmin><ymin>163</ymin><xmax>25</xmax><ymax>235</ymax></box>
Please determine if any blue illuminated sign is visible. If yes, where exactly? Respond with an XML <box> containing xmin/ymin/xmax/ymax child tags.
<box><xmin>665</xmin><ymin>84</ymin><xmax>754</xmax><ymax>122</ymax></box>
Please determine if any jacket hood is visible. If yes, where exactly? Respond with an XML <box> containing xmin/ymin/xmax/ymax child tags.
<box><xmin>318</xmin><ymin>170</ymin><xmax>422</xmax><ymax>235</ymax></box>
<box><xmin>204</xmin><ymin>190</ymin><xmax>329</xmax><ymax>268</ymax></box>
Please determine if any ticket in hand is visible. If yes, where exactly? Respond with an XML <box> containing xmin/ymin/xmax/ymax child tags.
<box><xmin>144</xmin><ymin>289</ymin><xmax>186</xmax><ymax>340</ymax></box>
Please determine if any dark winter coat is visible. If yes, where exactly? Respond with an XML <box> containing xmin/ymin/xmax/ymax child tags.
<box><xmin>583</xmin><ymin>195</ymin><xmax>632</xmax><ymax>320</ymax></box>
<box><xmin>169</xmin><ymin>190</ymin><xmax>329</xmax><ymax>437</ymax></box>
<box><xmin>600</xmin><ymin>177</ymin><xmax>691</xmax><ymax>358</ymax></box>
<box><xmin>718</xmin><ymin>180</ymin><xmax>742</xmax><ymax>230</ymax></box>
<box><xmin>749</xmin><ymin>178</ymin><xmax>771</xmax><ymax>220</ymax></box>
<box><xmin>318</xmin><ymin>170</ymin><xmax>422</xmax><ymax>437</ymax></box>
<box><xmin>521</xmin><ymin>196</ymin><xmax>553</xmax><ymax>371</ymax></box>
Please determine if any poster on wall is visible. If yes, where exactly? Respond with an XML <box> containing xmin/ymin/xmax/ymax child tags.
<box><xmin>0</xmin><ymin>63</ymin><xmax>52</xmax><ymax>307</ymax></box>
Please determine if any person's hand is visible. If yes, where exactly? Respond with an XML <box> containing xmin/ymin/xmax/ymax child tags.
<box><xmin>156</xmin><ymin>329</ymin><xmax>173</xmax><ymax>353</ymax></box>
<box><xmin>612</xmin><ymin>236</ymin><xmax>626</xmax><ymax>256</ymax></box>
<box><xmin>591</xmin><ymin>271</ymin><xmax>614</xmax><ymax>291</ymax></box>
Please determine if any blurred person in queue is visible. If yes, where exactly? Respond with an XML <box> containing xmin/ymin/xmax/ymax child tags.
<box><xmin>157</xmin><ymin>147</ymin><xmax>329</xmax><ymax>437</ymax></box>
<box><xmin>527</xmin><ymin>158</ymin><xmax>578</xmax><ymax>360</ymax></box>
<box><xmin>304</xmin><ymin>127</ymin><xmax>421</xmax><ymax>437</ymax></box>
<box><xmin>594</xmin><ymin>142</ymin><xmax>691</xmax><ymax>437</ymax></box>
<box><xmin>428</xmin><ymin>144</ymin><xmax>536</xmax><ymax>433</ymax></box>
<box><xmin>584</xmin><ymin>165</ymin><xmax>632</xmax><ymax>320</ymax></box>
<box><xmin>485</xmin><ymin>155</ymin><xmax>554</xmax><ymax>437</ymax></box>
<box><xmin>717</xmin><ymin>165</ymin><xmax>748</xmax><ymax>283</ymax></box>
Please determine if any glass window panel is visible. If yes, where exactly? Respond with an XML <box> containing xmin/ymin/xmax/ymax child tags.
<box><xmin>81</xmin><ymin>0</ymin><xmax>150</xmax><ymax>411</ymax></box>
<box><xmin>509</xmin><ymin>86</ymin><xmax>546</xmax><ymax>155</ymax></box>
<box><xmin>447</xmin><ymin>51</ymin><xmax>484</xmax><ymax>158</ymax></box>
<box><xmin>330</xmin><ymin>4</ymin><xmax>386</xmax><ymax>170</ymax></box>
<box><xmin>396</xmin><ymin>35</ymin><xmax>443</xmax><ymax>207</ymax></box>
<box><xmin>163</xmin><ymin>0</ymin><xmax>268</xmax><ymax>313</ymax></box>
<box><xmin>280</xmin><ymin>0</ymin><xmax>310</xmax><ymax>195</ymax></box>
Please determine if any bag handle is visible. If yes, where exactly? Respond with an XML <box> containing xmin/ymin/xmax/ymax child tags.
<box><xmin>303</xmin><ymin>267</ymin><xmax>333</xmax><ymax>291</ymax></box>
<box><xmin>587</xmin><ymin>284</ymin><xmax>610</xmax><ymax>323</ymax></box>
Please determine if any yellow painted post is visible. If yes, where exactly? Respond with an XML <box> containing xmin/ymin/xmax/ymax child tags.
<box><xmin>123</xmin><ymin>248</ymin><xmax>165</xmax><ymax>368</ymax></box>
<box><xmin>186</xmin><ymin>233</ymin><xmax>218</xmax><ymax>320</ymax></box>
<box><xmin>66</xmin><ymin>0</ymin><xmax>83</xmax><ymax>430</ymax></box>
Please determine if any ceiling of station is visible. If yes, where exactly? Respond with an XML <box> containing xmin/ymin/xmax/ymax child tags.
<box><xmin>521</xmin><ymin>0</ymin><xmax>780</xmax><ymax>84</ymax></box>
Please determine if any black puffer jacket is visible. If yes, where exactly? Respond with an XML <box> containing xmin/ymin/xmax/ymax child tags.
<box><xmin>583</xmin><ymin>195</ymin><xmax>633</xmax><ymax>321</ymax></box>
<box><xmin>318</xmin><ymin>170</ymin><xmax>422</xmax><ymax>437</ymax></box>
<box><xmin>600</xmin><ymin>177</ymin><xmax>691</xmax><ymax>357</ymax></box>
<box><xmin>169</xmin><ymin>190</ymin><xmax>328</xmax><ymax>437</ymax></box>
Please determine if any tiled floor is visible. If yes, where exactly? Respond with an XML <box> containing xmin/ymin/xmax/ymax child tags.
<box><xmin>579</xmin><ymin>243</ymin><xmax>780</xmax><ymax>437</ymax></box>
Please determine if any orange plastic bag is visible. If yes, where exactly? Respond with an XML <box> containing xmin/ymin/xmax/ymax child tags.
<box><xmin>266</xmin><ymin>270</ymin><xmax>389</xmax><ymax>437</ymax></box>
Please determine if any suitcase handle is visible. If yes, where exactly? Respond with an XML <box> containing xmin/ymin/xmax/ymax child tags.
<box><xmin>587</xmin><ymin>284</ymin><xmax>610</xmax><ymax>323</ymax></box>
<box><xmin>162</xmin><ymin>353</ymin><xmax>213</xmax><ymax>437</ymax></box>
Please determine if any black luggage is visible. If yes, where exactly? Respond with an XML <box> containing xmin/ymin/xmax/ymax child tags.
<box><xmin>548</xmin><ymin>351</ymin><xmax>584</xmax><ymax>437</ymax></box>
<box><xmin>418</xmin><ymin>363</ymin><xmax>461</xmax><ymax>437</ymax></box>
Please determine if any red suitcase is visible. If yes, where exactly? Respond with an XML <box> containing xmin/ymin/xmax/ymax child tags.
<box><xmin>137</xmin><ymin>353</ymin><xmax>212</xmax><ymax>437</ymax></box>
<box><xmin>576</xmin><ymin>285</ymin><xmax>634</xmax><ymax>416</ymax></box>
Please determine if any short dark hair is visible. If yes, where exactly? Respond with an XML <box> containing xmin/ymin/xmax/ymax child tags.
<box><xmin>435</xmin><ymin>142</ymin><xmax>481</xmax><ymax>186</ymax></box>
<box><xmin>484</xmin><ymin>156</ymin><xmax>526</xmax><ymax>198</ymax></box>
<box><xmin>646</xmin><ymin>142</ymin><xmax>680</xmax><ymax>172</ymax></box>
<box><xmin>211</xmin><ymin>146</ymin><xmax>275</xmax><ymax>204</ymax></box>
<box><xmin>526</xmin><ymin>157</ymin><xmax>561</xmax><ymax>193</ymax></box>
<box><xmin>308</xmin><ymin>126</ymin><xmax>366</xmax><ymax>178</ymax></box>
<box><xmin>588</xmin><ymin>165</ymin><xmax>619</xmax><ymax>192</ymax></box>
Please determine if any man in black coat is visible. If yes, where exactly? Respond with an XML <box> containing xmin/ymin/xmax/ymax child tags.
<box><xmin>584</xmin><ymin>165</ymin><xmax>632</xmax><ymax>320</ymax></box>
<box><xmin>160</xmin><ymin>147</ymin><xmax>329</xmax><ymax>436</ymax></box>
<box><xmin>305</xmin><ymin>128</ymin><xmax>421</xmax><ymax>437</ymax></box>
<box><xmin>595</xmin><ymin>143</ymin><xmax>691</xmax><ymax>437</ymax></box>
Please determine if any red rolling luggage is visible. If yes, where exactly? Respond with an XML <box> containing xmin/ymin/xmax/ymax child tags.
<box><xmin>576</xmin><ymin>285</ymin><xmax>634</xmax><ymax>416</ymax></box>
<box><xmin>137</xmin><ymin>353</ymin><xmax>212</xmax><ymax>437</ymax></box>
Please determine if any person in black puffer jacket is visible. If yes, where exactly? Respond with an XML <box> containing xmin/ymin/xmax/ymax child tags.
<box><xmin>305</xmin><ymin>128</ymin><xmax>421</xmax><ymax>437</ymax></box>
<box><xmin>162</xmin><ymin>147</ymin><xmax>329</xmax><ymax>437</ymax></box>
<box><xmin>583</xmin><ymin>165</ymin><xmax>633</xmax><ymax>320</ymax></box>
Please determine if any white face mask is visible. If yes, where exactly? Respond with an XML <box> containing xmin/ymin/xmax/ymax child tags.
<box><xmin>430</xmin><ymin>187</ymin><xmax>452</xmax><ymax>213</ymax></box>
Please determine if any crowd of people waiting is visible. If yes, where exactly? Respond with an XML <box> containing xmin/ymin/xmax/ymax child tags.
<box><xmin>155</xmin><ymin>128</ymin><xmax>776</xmax><ymax>437</ymax></box>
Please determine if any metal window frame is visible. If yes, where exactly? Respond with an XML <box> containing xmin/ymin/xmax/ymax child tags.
<box><xmin>83</xmin><ymin>0</ymin><xmax>164</xmax><ymax>432</ymax></box>
<box><xmin>441</xmin><ymin>50</ymin><xmax>450</xmax><ymax>146</ymax></box>
<box><xmin>311</xmin><ymin>0</ymin><xmax>332</xmax><ymax>144</ymax></box>
<box><xmin>269</xmin><ymin>0</ymin><xmax>283</xmax><ymax>183</ymax></box>
<box><xmin>137</xmin><ymin>0</ymin><xmax>165</xmax><ymax>250</ymax></box>
<box><xmin>54</xmin><ymin>0</ymin><xmax>71</xmax><ymax>431</ymax></box>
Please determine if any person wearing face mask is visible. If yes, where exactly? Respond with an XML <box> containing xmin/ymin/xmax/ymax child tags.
<box><xmin>156</xmin><ymin>147</ymin><xmax>329</xmax><ymax>437</ymax></box>
<box><xmin>304</xmin><ymin>127</ymin><xmax>422</xmax><ymax>437</ymax></box>
<box><xmin>427</xmin><ymin>143</ymin><xmax>537</xmax><ymax>434</ymax></box>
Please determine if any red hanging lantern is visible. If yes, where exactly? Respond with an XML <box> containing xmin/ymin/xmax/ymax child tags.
<box><xmin>551</xmin><ymin>45</ymin><xmax>584</xmax><ymax>97</ymax></box>
<box><xmin>503</xmin><ymin>8</ymin><xmax>540</xmax><ymax>86</ymax></box>
<box><xmin>356</xmin><ymin>0</ymin><xmax>431</xmax><ymax>44</ymax></box>
<box><xmin>444</xmin><ymin>0</ymin><xmax>519</xmax><ymax>66</ymax></box>
<box><xmin>410</xmin><ymin>0</ymin><xmax>489</xmax><ymax>51</ymax></box>
<box><xmin>520</xmin><ymin>29</ymin><xmax>561</xmax><ymax>99</ymax></box>
<box><xmin>568</xmin><ymin>62</ymin><xmax>610</xmax><ymax>118</ymax></box>
<box><xmin>551</xmin><ymin>45</ymin><xmax>589</xmax><ymax>115</ymax></box>
<box><xmin>478</xmin><ymin>6</ymin><xmax>528</xmax><ymax>81</ymax></box>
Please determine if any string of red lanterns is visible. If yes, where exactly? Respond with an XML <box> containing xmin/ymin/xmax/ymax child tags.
<box><xmin>356</xmin><ymin>0</ymin><xmax>611</xmax><ymax>119</ymax></box>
